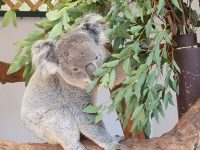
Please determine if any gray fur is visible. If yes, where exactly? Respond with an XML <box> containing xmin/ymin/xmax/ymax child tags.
<box><xmin>21</xmin><ymin>14</ymin><xmax>127</xmax><ymax>150</ymax></box>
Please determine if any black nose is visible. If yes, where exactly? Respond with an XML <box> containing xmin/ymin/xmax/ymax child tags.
<box><xmin>85</xmin><ymin>63</ymin><xmax>96</xmax><ymax>80</ymax></box>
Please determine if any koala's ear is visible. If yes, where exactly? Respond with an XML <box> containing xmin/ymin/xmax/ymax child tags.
<box><xmin>32</xmin><ymin>39</ymin><xmax>59</xmax><ymax>75</ymax></box>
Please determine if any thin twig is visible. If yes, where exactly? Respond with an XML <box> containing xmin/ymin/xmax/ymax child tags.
<box><xmin>178</xmin><ymin>0</ymin><xmax>189</xmax><ymax>33</ymax></box>
<box><xmin>188</xmin><ymin>0</ymin><xmax>192</xmax><ymax>32</ymax></box>
<box><xmin>166</xmin><ymin>0</ymin><xmax>182</xmax><ymax>25</ymax></box>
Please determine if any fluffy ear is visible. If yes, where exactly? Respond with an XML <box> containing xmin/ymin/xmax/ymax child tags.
<box><xmin>80</xmin><ymin>14</ymin><xmax>109</xmax><ymax>45</ymax></box>
<box><xmin>32</xmin><ymin>39</ymin><xmax>59</xmax><ymax>75</ymax></box>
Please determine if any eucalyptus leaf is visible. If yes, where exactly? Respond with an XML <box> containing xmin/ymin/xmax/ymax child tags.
<box><xmin>46</xmin><ymin>9</ymin><xmax>62</xmax><ymax>21</ymax></box>
<box><xmin>95</xmin><ymin>114</ymin><xmax>103</xmax><ymax>123</ymax></box>
<box><xmin>157</xmin><ymin>0</ymin><xmax>165</xmax><ymax>15</ymax></box>
<box><xmin>171</xmin><ymin>0</ymin><xmax>183</xmax><ymax>12</ymax></box>
<box><xmin>123</xmin><ymin>57</ymin><xmax>131</xmax><ymax>75</ymax></box>
<box><xmin>87</xmin><ymin>79</ymin><xmax>98</xmax><ymax>92</ymax></box>
<box><xmin>109</xmin><ymin>69</ymin><xmax>116</xmax><ymax>89</ymax></box>
<box><xmin>132</xmin><ymin>104</ymin><xmax>143</xmax><ymax>120</ymax></box>
<box><xmin>83</xmin><ymin>104</ymin><xmax>103</xmax><ymax>114</ymax></box>
<box><xmin>2</xmin><ymin>10</ymin><xmax>17</xmax><ymax>28</ymax></box>
<box><xmin>49</xmin><ymin>21</ymin><xmax>63</xmax><ymax>38</ymax></box>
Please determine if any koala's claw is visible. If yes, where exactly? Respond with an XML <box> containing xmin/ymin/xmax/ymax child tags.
<box><xmin>114</xmin><ymin>135</ymin><xmax>126</xmax><ymax>143</ymax></box>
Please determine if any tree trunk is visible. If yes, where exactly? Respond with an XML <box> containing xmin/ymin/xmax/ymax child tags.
<box><xmin>1</xmin><ymin>98</ymin><xmax>200</xmax><ymax>150</ymax></box>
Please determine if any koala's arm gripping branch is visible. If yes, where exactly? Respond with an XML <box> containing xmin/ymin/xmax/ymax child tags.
<box><xmin>1</xmin><ymin>98</ymin><xmax>200</xmax><ymax>150</ymax></box>
<box><xmin>0</xmin><ymin>61</ymin><xmax>25</xmax><ymax>84</ymax></box>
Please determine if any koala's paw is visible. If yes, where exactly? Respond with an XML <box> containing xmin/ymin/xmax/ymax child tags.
<box><xmin>105</xmin><ymin>142</ymin><xmax>128</xmax><ymax>150</ymax></box>
<box><xmin>114</xmin><ymin>135</ymin><xmax>126</xmax><ymax>143</ymax></box>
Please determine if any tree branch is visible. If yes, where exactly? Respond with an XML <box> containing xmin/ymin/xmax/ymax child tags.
<box><xmin>0</xmin><ymin>61</ymin><xmax>24</xmax><ymax>84</ymax></box>
<box><xmin>1</xmin><ymin>98</ymin><xmax>200</xmax><ymax>149</ymax></box>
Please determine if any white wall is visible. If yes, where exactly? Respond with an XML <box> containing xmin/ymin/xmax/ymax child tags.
<box><xmin>0</xmin><ymin>17</ymin><xmax>43</xmax><ymax>143</ymax></box>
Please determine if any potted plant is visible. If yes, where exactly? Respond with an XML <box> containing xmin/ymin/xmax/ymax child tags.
<box><xmin>165</xmin><ymin>0</ymin><xmax>200</xmax><ymax>118</ymax></box>
<box><xmin>3</xmin><ymin>0</ymin><xmax>197</xmax><ymax>138</ymax></box>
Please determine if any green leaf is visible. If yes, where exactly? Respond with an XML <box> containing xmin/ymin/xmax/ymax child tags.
<box><xmin>157</xmin><ymin>0</ymin><xmax>165</xmax><ymax>15</ymax></box>
<box><xmin>144</xmin><ymin>121</ymin><xmax>151</xmax><ymax>138</ymax></box>
<box><xmin>132</xmin><ymin>104</ymin><xmax>143</xmax><ymax>120</ymax></box>
<box><xmin>12</xmin><ymin>11</ymin><xmax>17</xmax><ymax>27</ymax></box>
<box><xmin>2</xmin><ymin>10</ymin><xmax>17</xmax><ymax>28</ymax></box>
<box><xmin>35</xmin><ymin>19</ymin><xmax>54</xmax><ymax>31</ymax></box>
<box><xmin>113</xmin><ymin>23</ymin><xmax>129</xmax><ymax>39</ymax></box>
<box><xmin>113</xmin><ymin>37</ymin><xmax>123</xmax><ymax>50</ymax></box>
<box><xmin>100</xmin><ymin>73</ymin><xmax>110</xmax><ymax>87</ymax></box>
<box><xmin>7</xmin><ymin>54</ymin><xmax>27</xmax><ymax>74</ymax></box>
<box><xmin>87</xmin><ymin>79</ymin><xmax>98</xmax><ymax>92</ymax></box>
<box><xmin>153</xmin><ymin>44</ymin><xmax>161</xmax><ymax>67</ymax></box>
<box><xmin>168</xmin><ymin>93</ymin><xmax>175</xmax><ymax>106</ymax></box>
<box><xmin>26</xmin><ymin>32</ymin><xmax>44</xmax><ymax>42</ymax></box>
<box><xmin>46</xmin><ymin>9</ymin><xmax>61</xmax><ymax>21</ymax></box>
<box><xmin>132</xmin><ymin>41</ymin><xmax>140</xmax><ymax>54</ymax></box>
<box><xmin>163</xmin><ymin>92</ymin><xmax>174</xmax><ymax>108</ymax></box>
<box><xmin>124</xmin><ymin>87</ymin><xmax>133</xmax><ymax>105</ymax></box>
<box><xmin>109</xmin><ymin>69</ymin><xmax>116</xmax><ymax>89</ymax></box>
<box><xmin>83</xmin><ymin>104</ymin><xmax>102</xmax><ymax>113</ymax></box>
<box><xmin>134</xmin><ymin>73</ymin><xmax>146</xmax><ymax>100</ymax></box>
<box><xmin>172</xmin><ymin>60</ymin><xmax>180</xmax><ymax>73</ymax></box>
<box><xmin>16</xmin><ymin>40</ymin><xmax>32</xmax><ymax>48</ymax></box>
<box><xmin>157</xmin><ymin>102</ymin><xmax>165</xmax><ymax>117</ymax></box>
<box><xmin>93</xmin><ymin>67</ymin><xmax>108</xmax><ymax>76</ymax></box>
<box><xmin>95</xmin><ymin>113</ymin><xmax>103</xmax><ymax>123</ymax></box>
<box><xmin>153</xmin><ymin>108</ymin><xmax>159</xmax><ymax>123</ymax></box>
<box><xmin>171</xmin><ymin>0</ymin><xmax>183</xmax><ymax>12</ymax></box>
<box><xmin>124</xmin><ymin>5</ymin><xmax>135</xmax><ymax>22</ymax></box>
<box><xmin>133</xmin><ymin>54</ymin><xmax>140</xmax><ymax>63</ymax></box>
<box><xmin>146</xmin><ymin>53</ymin><xmax>153</xmax><ymax>66</ymax></box>
<box><xmin>145</xmin><ymin>19</ymin><xmax>152</xmax><ymax>37</ymax></box>
<box><xmin>110</xmin><ymin>3</ymin><xmax>121</xmax><ymax>20</ymax></box>
<box><xmin>163</xmin><ymin>30</ymin><xmax>171</xmax><ymax>44</ymax></box>
<box><xmin>102</xmin><ymin>60</ymin><xmax>120</xmax><ymax>68</ymax></box>
<box><xmin>23</xmin><ymin>63</ymin><xmax>32</xmax><ymax>78</ymax></box>
<box><xmin>62</xmin><ymin>12</ymin><xmax>70</xmax><ymax>31</ymax></box>
<box><xmin>49</xmin><ymin>21</ymin><xmax>63</xmax><ymax>38</ymax></box>
<box><xmin>130</xmin><ymin>25</ymin><xmax>142</xmax><ymax>34</ymax></box>
<box><xmin>118</xmin><ymin>47</ymin><xmax>131</xmax><ymax>59</ymax></box>
<box><xmin>123</xmin><ymin>57</ymin><xmax>131</xmax><ymax>75</ymax></box>
<box><xmin>146</xmin><ymin>91</ymin><xmax>157</xmax><ymax>111</ymax></box>
<box><xmin>67</xmin><ymin>7</ymin><xmax>82</xmax><ymax>16</ymax></box>
<box><xmin>113</xmin><ymin>89</ymin><xmax>125</xmax><ymax>105</ymax></box>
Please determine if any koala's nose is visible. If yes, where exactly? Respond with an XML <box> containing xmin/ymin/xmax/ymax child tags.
<box><xmin>85</xmin><ymin>63</ymin><xmax>96</xmax><ymax>80</ymax></box>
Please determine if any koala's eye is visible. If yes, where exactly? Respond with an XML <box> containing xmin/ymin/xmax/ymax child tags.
<box><xmin>73</xmin><ymin>67</ymin><xmax>79</xmax><ymax>72</ymax></box>
<box><xmin>95</xmin><ymin>56</ymin><xmax>98</xmax><ymax>60</ymax></box>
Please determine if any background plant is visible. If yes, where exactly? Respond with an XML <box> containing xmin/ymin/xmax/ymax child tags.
<box><xmin>2</xmin><ymin>0</ymin><xmax>199</xmax><ymax>138</ymax></box>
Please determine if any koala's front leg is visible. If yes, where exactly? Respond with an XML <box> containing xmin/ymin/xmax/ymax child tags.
<box><xmin>76</xmin><ymin>115</ymin><xmax>128</xmax><ymax>150</ymax></box>
<box><xmin>39</xmin><ymin>108</ymin><xmax>86</xmax><ymax>150</ymax></box>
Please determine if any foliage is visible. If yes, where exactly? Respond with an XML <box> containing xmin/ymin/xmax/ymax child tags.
<box><xmin>2</xmin><ymin>0</ymin><xmax>196</xmax><ymax>137</ymax></box>
<box><xmin>165</xmin><ymin>0</ymin><xmax>200</xmax><ymax>35</ymax></box>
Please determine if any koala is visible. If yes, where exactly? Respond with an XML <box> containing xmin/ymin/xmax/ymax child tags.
<box><xmin>21</xmin><ymin>14</ymin><xmax>127</xmax><ymax>150</ymax></box>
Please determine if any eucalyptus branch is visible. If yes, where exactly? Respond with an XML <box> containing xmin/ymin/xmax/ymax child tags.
<box><xmin>178</xmin><ymin>0</ymin><xmax>189</xmax><ymax>33</ymax></box>
<box><xmin>188</xmin><ymin>0</ymin><xmax>192</xmax><ymax>32</ymax></box>
<box><xmin>166</xmin><ymin>0</ymin><xmax>182</xmax><ymax>25</ymax></box>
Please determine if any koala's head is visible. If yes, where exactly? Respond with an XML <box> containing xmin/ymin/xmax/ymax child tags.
<box><xmin>32</xmin><ymin>14</ymin><xmax>110</xmax><ymax>89</ymax></box>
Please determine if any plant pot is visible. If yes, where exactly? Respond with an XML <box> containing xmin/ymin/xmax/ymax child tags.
<box><xmin>173</xmin><ymin>33</ymin><xmax>200</xmax><ymax>118</ymax></box>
